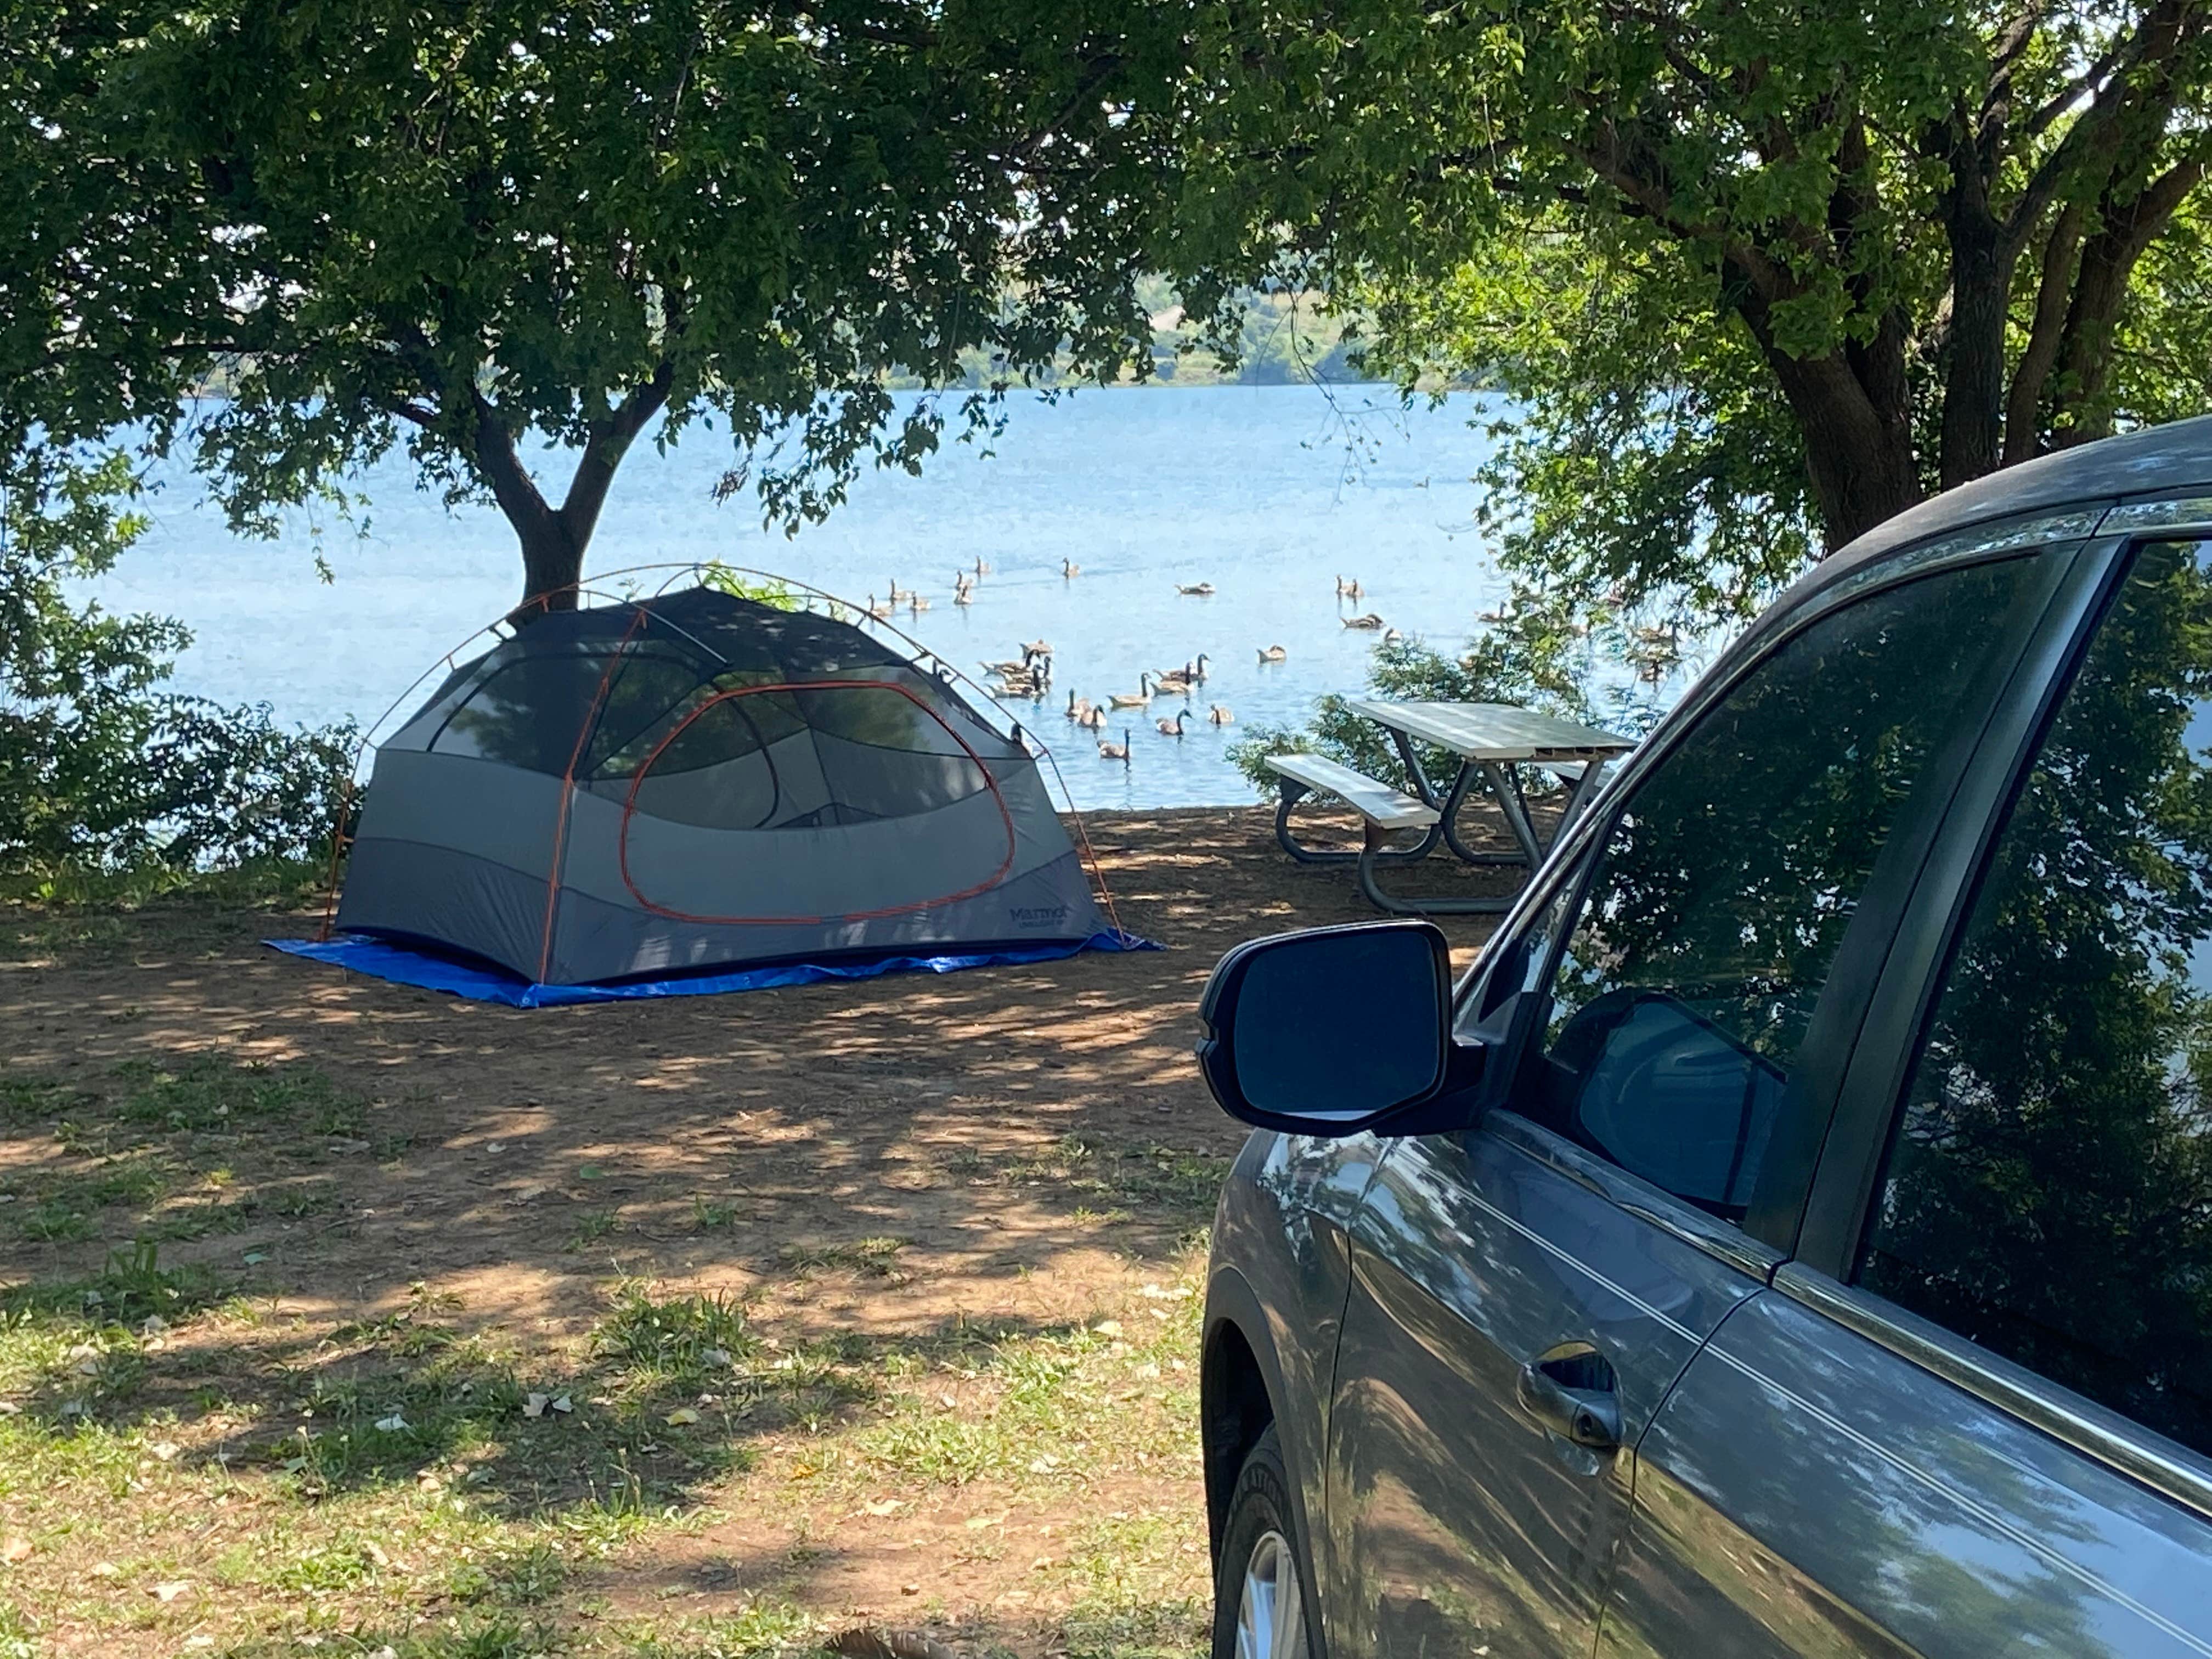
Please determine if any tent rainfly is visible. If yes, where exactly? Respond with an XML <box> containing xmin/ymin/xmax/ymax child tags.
<box><xmin>326</xmin><ymin>587</ymin><xmax>1119</xmax><ymax>989</ymax></box>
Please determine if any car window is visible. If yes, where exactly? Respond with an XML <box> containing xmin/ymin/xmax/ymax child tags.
<box><xmin>1536</xmin><ymin>552</ymin><xmax>2063</xmax><ymax>1223</ymax></box>
<box><xmin>1858</xmin><ymin>538</ymin><xmax>2212</xmax><ymax>1460</ymax></box>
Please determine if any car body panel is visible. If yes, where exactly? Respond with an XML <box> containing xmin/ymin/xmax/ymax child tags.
<box><xmin>1601</xmin><ymin>1285</ymin><xmax>2212</xmax><ymax>1659</ymax></box>
<box><xmin>1322</xmin><ymin>1116</ymin><xmax>1768</xmax><ymax>1658</ymax></box>
<box><xmin>1204</xmin><ymin>1124</ymin><xmax>1391</xmax><ymax>1620</ymax></box>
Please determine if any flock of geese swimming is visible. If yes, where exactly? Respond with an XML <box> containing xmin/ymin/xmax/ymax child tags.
<box><xmin>871</xmin><ymin>560</ymin><xmax>1393</xmax><ymax>768</ymax></box>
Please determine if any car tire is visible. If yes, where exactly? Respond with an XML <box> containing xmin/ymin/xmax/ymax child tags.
<box><xmin>1211</xmin><ymin>1425</ymin><xmax>1324</xmax><ymax>1659</ymax></box>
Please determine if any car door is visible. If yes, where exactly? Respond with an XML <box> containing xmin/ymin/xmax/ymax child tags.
<box><xmin>1318</xmin><ymin>539</ymin><xmax>2081</xmax><ymax>1659</ymax></box>
<box><xmin>1600</xmin><ymin>531</ymin><xmax>2212</xmax><ymax>1657</ymax></box>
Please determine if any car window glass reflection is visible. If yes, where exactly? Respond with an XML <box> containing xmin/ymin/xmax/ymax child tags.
<box><xmin>1540</xmin><ymin>554</ymin><xmax>2057</xmax><ymax>1222</ymax></box>
<box><xmin>1860</xmin><ymin>538</ymin><xmax>2212</xmax><ymax>1460</ymax></box>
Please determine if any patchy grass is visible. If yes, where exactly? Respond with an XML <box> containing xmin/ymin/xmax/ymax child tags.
<box><xmin>0</xmin><ymin>1057</ymin><xmax>1223</xmax><ymax>1655</ymax></box>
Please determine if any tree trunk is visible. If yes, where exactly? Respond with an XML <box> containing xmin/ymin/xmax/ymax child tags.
<box><xmin>467</xmin><ymin>365</ymin><xmax>675</xmax><ymax>623</ymax></box>
<box><xmin>1939</xmin><ymin>212</ymin><xmax>2013</xmax><ymax>489</ymax></box>
<box><xmin>1733</xmin><ymin>292</ymin><xmax>1923</xmax><ymax>548</ymax></box>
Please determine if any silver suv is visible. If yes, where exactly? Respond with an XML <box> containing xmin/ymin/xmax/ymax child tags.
<box><xmin>1196</xmin><ymin>418</ymin><xmax>2212</xmax><ymax>1659</ymax></box>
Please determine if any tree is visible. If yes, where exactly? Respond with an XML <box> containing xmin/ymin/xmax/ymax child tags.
<box><xmin>4</xmin><ymin>1</ymin><xmax>1209</xmax><ymax>618</ymax></box>
<box><xmin>1175</xmin><ymin>0</ymin><xmax>2212</xmax><ymax>616</ymax></box>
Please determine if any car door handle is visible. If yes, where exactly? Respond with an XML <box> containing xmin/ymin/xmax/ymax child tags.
<box><xmin>1516</xmin><ymin>1351</ymin><xmax>1623</xmax><ymax>1451</ymax></box>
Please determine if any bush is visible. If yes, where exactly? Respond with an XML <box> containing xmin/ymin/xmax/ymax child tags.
<box><xmin>1</xmin><ymin>448</ymin><xmax>357</xmax><ymax>884</ymax></box>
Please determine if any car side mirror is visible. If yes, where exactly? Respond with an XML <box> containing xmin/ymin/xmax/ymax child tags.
<box><xmin>1194</xmin><ymin>919</ymin><xmax>1482</xmax><ymax>1137</ymax></box>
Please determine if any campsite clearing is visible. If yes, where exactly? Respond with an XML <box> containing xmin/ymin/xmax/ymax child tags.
<box><xmin>0</xmin><ymin>808</ymin><xmax>1509</xmax><ymax>1658</ymax></box>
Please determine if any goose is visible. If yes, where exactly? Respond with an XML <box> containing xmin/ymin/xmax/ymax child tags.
<box><xmin>1107</xmin><ymin>674</ymin><xmax>1156</xmax><ymax>709</ymax></box>
<box><xmin>1155</xmin><ymin>709</ymin><xmax>1189</xmax><ymax>738</ymax></box>
<box><xmin>1209</xmin><ymin>704</ymin><xmax>1234</xmax><ymax>726</ymax></box>
<box><xmin>953</xmin><ymin>584</ymin><xmax>974</xmax><ymax>607</ymax></box>
<box><xmin>1257</xmin><ymin>645</ymin><xmax>1288</xmax><ymax>663</ymax></box>
<box><xmin>1076</xmin><ymin>704</ymin><xmax>1107</xmax><ymax>731</ymax></box>
<box><xmin>865</xmin><ymin>594</ymin><xmax>894</xmax><ymax>621</ymax></box>
<box><xmin>1062</xmin><ymin>558</ymin><xmax>1081</xmax><ymax>578</ymax></box>
<box><xmin>1336</xmin><ymin>576</ymin><xmax>1364</xmax><ymax>600</ymax></box>
<box><xmin>1065</xmin><ymin>690</ymin><xmax>1093</xmax><ymax>722</ymax></box>
<box><xmin>1382</xmin><ymin>628</ymin><xmax>1404</xmax><ymax>645</ymax></box>
<box><xmin>888</xmin><ymin>579</ymin><xmax>913</xmax><ymax>603</ymax></box>
<box><xmin>981</xmin><ymin>658</ymin><xmax>1031</xmax><ymax>678</ymax></box>
<box><xmin>973</xmin><ymin>556</ymin><xmax>992</xmax><ymax>577</ymax></box>
<box><xmin>1098</xmin><ymin>730</ymin><xmax>1132</xmax><ymax>764</ymax></box>
<box><xmin>1176</xmin><ymin>582</ymin><xmax>1216</xmax><ymax>597</ymax></box>
<box><xmin>1158</xmin><ymin>654</ymin><xmax>1209</xmax><ymax>691</ymax></box>
<box><xmin>1022</xmin><ymin>639</ymin><xmax>1053</xmax><ymax>659</ymax></box>
<box><xmin>906</xmin><ymin>594</ymin><xmax>931</xmax><ymax>612</ymax></box>
<box><xmin>1477</xmin><ymin>601</ymin><xmax>1517</xmax><ymax>624</ymax></box>
<box><xmin>1342</xmin><ymin>612</ymin><xmax>1386</xmax><ymax>630</ymax></box>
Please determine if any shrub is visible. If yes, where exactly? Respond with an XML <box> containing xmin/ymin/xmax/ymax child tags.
<box><xmin>1</xmin><ymin>448</ymin><xmax>356</xmax><ymax>883</ymax></box>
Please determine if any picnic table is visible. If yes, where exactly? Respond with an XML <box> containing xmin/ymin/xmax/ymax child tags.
<box><xmin>1266</xmin><ymin>700</ymin><xmax>1637</xmax><ymax>915</ymax></box>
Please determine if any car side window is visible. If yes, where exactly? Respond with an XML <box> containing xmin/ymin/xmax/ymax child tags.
<box><xmin>1858</xmin><ymin>539</ymin><xmax>2212</xmax><ymax>1460</ymax></box>
<box><xmin>1536</xmin><ymin>553</ymin><xmax>2063</xmax><ymax>1224</ymax></box>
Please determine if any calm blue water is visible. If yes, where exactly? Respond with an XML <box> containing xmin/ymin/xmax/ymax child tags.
<box><xmin>95</xmin><ymin>386</ymin><xmax>1517</xmax><ymax>810</ymax></box>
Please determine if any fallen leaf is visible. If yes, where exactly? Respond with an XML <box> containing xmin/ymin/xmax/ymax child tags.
<box><xmin>1025</xmin><ymin>1454</ymin><xmax>1061</xmax><ymax>1474</ymax></box>
<box><xmin>241</xmin><ymin>1251</ymin><xmax>269</xmax><ymax>1266</ymax></box>
<box><xmin>281</xmin><ymin>1456</ymin><xmax>309</xmax><ymax>1474</ymax></box>
<box><xmin>550</xmin><ymin>1395</ymin><xmax>573</xmax><ymax>1414</ymax></box>
<box><xmin>664</xmin><ymin>1407</ymin><xmax>700</xmax><ymax>1426</ymax></box>
<box><xmin>964</xmin><ymin>1511</ymin><xmax>1007</xmax><ymax>1530</ymax></box>
<box><xmin>373</xmin><ymin>1413</ymin><xmax>408</xmax><ymax>1432</ymax></box>
<box><xmin>701</xmin><ymin>1346</ymin><xmax>732</xmax><ymax>1367</ymax></box>
<box><xmin>328</xmin><ymin>1137</ymin><xmax>371</xmax><ymax>1154</ymax></box>
<box><xmin>522</xmin><ymin>1392</ymin><xmax>550</xmax><ymax>1419</ymax></box>
<box><xmin>89</xmin><ymin>1562</ymin><xmax>120</xmax><ymax>1578</ymax></box>
<box><xmin>1091</xmin><ymin>1319</ymin><xmax>1123</xmax><ymax>1338</ymax></box>
<box><xmin>149</xmin><ymin>1441</ymin><xmax>180</xmax><ymax>1462</ymax></box>
<box><xmin>363</xmin><ymin>1541</ymin><xmax>390</xmax><ymax>1567</ymax></box>
<box><xmin>861</xmin><ymin>1499</ymin><xmax>905</xmax><ymax>1516</ymax></box>
<box><xmin>900</xmin><ymin>1583</ymin><xmax>919</xmax><ymax>1596</ymax></box>
<box><xmin>138</xmin><ymin>1314</ymin><xmax>169</xmax><ymax>1335</ymax></box>
<box><xmin>150</xmin><ymin>1579</ymin><xmax>192</xmax><ymax>1602</ymax></box>
<box><xmin>1</xmin><ymin>1537</ymin><xmax>30</xmax><ymax>1564</ymax></box>
<box><xmin>185</xmin><ymin>1638</ymin><xmax>215</xmax><ymax>1650</ymax></box>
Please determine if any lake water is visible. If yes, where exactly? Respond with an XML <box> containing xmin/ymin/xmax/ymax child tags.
<box><xmin>96</xmin><ymin>385</ymin><xmax>1520</xmax><ymax>810</ymax></box>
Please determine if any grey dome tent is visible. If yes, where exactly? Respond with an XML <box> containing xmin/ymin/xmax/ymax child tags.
<box><xmin>320</xmin><ymin>586</ymin><xmax>1119</xmax><ymax>991</ymax></box>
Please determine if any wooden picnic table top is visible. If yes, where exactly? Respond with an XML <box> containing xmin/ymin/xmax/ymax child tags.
<box><xmin>1345</xmin><ymin>698</ymin><xmax>1638</xmax><ymax>761</ymax></box>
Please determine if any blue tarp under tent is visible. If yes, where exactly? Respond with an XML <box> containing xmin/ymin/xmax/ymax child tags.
<box><xmin>270</xmin><ymin>583</ymin><xmax>1150</xmax><ymax>1004</ymax></box>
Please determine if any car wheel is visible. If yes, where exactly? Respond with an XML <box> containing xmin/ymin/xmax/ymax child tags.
<box><xmin>1212</xmin><ymin>1425</ymin><xmax>1322</xmax><ymax>1659</ymax></box>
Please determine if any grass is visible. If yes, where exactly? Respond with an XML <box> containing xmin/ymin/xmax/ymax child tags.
<box><xmin>940</xmin><ymin>1135</ymin><xmax>1228</xmax><ymax>1231</ymax></box>
<box><xmin>0</xmin><ymin>1239</ymin><xmax>1216</xmax><ymax>1657</ymax></box>
<box><xmin>1</xmin><ymin>1034</ymin><xmax>1221</xmax><ymax>1655</ymax></box>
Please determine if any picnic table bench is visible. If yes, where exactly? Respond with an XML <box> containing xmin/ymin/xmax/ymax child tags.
<box><xmin>1263</xmin><ymin>752</ymin><xmax>1446</xmax><ymax>915</ymax></box>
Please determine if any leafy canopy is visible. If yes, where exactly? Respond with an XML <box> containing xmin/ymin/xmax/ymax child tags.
<box><xmin>1173</xmin><ymin>0</ymin><xmax>2212</xmax><ymax>622</ymax></box>
<box><xmin>5</xmin><ymin>1</ymin><xmax>1215</xmax><ymax>608</ymax></box>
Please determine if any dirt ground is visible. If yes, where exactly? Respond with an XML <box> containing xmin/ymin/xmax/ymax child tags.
<box><xmin>0</xmin><ymin>806</ymin><xmax>1512</xmax><ymax>1658</ymax></box>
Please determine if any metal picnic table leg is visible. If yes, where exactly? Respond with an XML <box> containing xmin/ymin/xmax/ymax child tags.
<box><xmin>1555</xmin><ymin>757</ymin><xmax>1613</xmax><ymax>838</ymax></box>
<box><xmin>1355</xmin><ymin>820</ymin><xmax>1517</xmax><ymax>916</ymax></box>
<box><xmin>1480</xmin><ymin>760</ymin><xmax>1549</xmax><ymax>868</ymax></box>
<box><xmin>1382</xmin><ymin>727</ymin><xmax>1525</xmax><ymax>868</ymax></box>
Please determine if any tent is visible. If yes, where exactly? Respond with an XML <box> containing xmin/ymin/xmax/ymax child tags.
<box><xmin>280</xmin><ymin>586</ymin><xmax>1135</xmax><ymax>1000</ymax></box>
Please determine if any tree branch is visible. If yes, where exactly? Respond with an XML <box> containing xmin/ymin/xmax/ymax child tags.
<box><xmin>2003</xmin><ymin>200</ymin><xmax>2083</xmax><ymax>462</ymax></box>
<box><xmin>2003</xmin><ymin>0</ymin><xmax>2191</xmax><ymax>254</ymax></box>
